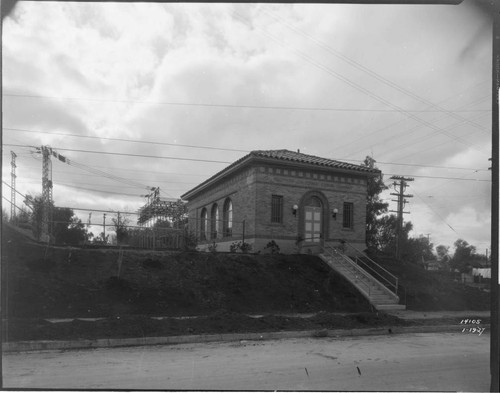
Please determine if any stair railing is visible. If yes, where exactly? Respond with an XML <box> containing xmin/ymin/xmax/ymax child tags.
<box><xmin>322</xmin><ymin>245</ymin><xmax>372</xmax><ymax>297</ymax></box>
<box><xmin>341</xmin><ymin>242</ymin><xmax>399</xmax><ymax>296</ymax></box>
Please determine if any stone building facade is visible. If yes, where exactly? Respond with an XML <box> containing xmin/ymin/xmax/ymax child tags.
<box><xmin>181</xmin><ymin>150</ymin><xmax>380</xmax><ymax>254</ymax></box>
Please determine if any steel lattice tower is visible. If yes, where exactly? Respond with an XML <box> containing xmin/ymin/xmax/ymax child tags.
<box><xmin>10</xmin><ymin>151</ymin><xmax>17</xmax><ymax>219</ymax></box>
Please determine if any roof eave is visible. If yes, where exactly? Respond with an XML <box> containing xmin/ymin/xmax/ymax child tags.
<box><xmin>181</xmin><ymin>154</ymin><xmax>380</xmax><ymax>201</ymax></box>
<box><xmin>181</xmin><ymin>154</ymin><xmax>254</xmax><ymax>200</ymax></box>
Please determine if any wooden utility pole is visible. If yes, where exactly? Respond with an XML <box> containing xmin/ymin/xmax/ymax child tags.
<box><xmin>10</xmin><ymin>151</ymin><xmax>17</xmax><ymax>219</ymax></box>
<box><xmin>103</xmin><ymin>213</ymin><xmax>107</xmax><ymax>242</ymax></box>
<box><xmin>390</xmin><ymin>176</ymin><xmax>414</xmax><ymax>259</ymax></box>
<box><xmin>40</xmin><ymin>146</ymin><xmax>53</xmax><ymax>242</ymax></box>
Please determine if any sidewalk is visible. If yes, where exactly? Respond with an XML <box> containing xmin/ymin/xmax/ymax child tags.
<box><xmin>3</xmin><ymin>310</ymin><xmax>491</xmax><ymax>353</ymax></box>
<box><xmin>384</xmin><ymin>310</ymin><xmax>490</xmax><ymax>320</ymax></box>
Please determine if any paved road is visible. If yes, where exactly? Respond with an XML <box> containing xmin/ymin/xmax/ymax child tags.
<box><xmin>3</xmin><ymin>332</ymin><xmax>490</xmax><ymax>391</ymax></box>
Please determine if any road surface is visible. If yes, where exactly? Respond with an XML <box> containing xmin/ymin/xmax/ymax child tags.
<box><xmin>3</xmin><ymin>332</ymin><xmax>490</xmax><ymax>391</ymax></box>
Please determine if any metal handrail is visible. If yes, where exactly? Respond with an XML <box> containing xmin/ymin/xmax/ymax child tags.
<box><xmin>342</xmin><ymin>242</ymin><xmax>399</xmax><ymax>295</ymax></box>
<box><xmin>354</xmin><ymin>256</ymin><xmax>397</xmax><ymax>293</ymax></box>
<box><xmin>322</xmin><ymin>245</ymin><xmax>372</xmax><ymax>297</ymax></box>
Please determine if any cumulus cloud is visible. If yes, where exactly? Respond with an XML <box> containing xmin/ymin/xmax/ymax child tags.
<box><xmin>1</xmin><ymin>1</ymin><xmax>492</xmax><ymax>249</ymax></box>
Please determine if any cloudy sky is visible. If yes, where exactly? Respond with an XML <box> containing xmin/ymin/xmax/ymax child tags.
<box><xmin>2</xmin><ymin>0</ymin><xmax>493</xmax><ymax>253</ymax></box>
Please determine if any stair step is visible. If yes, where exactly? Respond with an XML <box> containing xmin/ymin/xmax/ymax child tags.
<box><xmin>369</xmin><ymin>298</ymin><xmax>397</xmax><ymax>303</ymax></box>
<box><xmin>374</xmin><ymin>304</ymin><xmax>406</xmax><ymax>311</ymax></box>
<box><xmin>319</xmin><ymin>253</ymin><xmax>404</xmax><ymax>311</ymax></box>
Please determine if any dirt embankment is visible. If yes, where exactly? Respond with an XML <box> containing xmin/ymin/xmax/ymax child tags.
<box><xmin>2</xmin><ymin>226</ymin><xmax>371</xmax><ymax>320</ymax></box>
<box><xmin>366</xmin><ymin>251</ymin><xmax>490</xmax><ymax>311</ymax></box>
<box><xmin>1</xmin><ymin>225</ymin><xmax>490</xmax><ymax>342</ymax></box>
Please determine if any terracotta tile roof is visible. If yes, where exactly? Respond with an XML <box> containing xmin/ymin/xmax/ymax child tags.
<box><xmin>181</xmin><ymin>149</ymin><xmax>379</xmax><ymax>200</ymax></box>
<box><xmin>250</xmin><ymin>150</ymin><xmax>380</xmax><ymax>173</ymax></box>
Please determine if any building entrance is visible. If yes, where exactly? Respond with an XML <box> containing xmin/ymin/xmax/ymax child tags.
<box><xmin>303</xmin><ymin>196</ymin><xmax>322</xmax><ymax>243</ymax></box>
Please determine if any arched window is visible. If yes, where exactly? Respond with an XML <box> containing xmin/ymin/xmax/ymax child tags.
<box><xmin>211</xmin><ymin>204</ymin><xmax>219</xmax><ymax>239</ymax></box>
<box><xmin>223</xmin><ymin>198</ymin><xmax>233</xmax><ymax>237</ymax></box>
<box><xmin>305</xmin><ymin>195</ymin><xmax>322</xmax><ymax>207</ymax></box>
<box><xmin>200</xmin><ymin>208</ymin><xmax>208</xmax><ymax>241</ymax></box>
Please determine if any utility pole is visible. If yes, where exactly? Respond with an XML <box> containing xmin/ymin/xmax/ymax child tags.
<box><xmin>10</xmin><ymin>151</ymin><xmax>17</xmax><ymax>220</ymax></box>
<box><xmin>40</xmin><ymin>146</ymin><xmax>53</xmax><ymax>242</ymax></box>
<box><xmin>390</xmin><ymin>176</ymin><xmax>414</xmax><ymax>259</ymax></box>
<box><xmin>103</xmin><ymin>213</ymin><xmax>107</xmax><ymax>242</ymax></box>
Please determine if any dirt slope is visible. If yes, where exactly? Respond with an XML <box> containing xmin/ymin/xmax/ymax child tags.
<box><xmin>366</xmin><ymin>250</ymin><xmax>490</xmax><ymax>311</ymax></box>
<box><xmin>1</xmin><ymin>225</ymin><xmax>371</xmax><ymax>319</ymax></box>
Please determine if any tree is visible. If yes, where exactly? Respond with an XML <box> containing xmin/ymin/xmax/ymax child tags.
<box><xmin>436</xmin><ymin>244</ymin><xmax>450</xmax><ymax>260</ymax></box>
<box><xmin>362</xmin><ymin>156</ymin><xmax>389</xmax><ymax>250</ymax></box>
<box><xmin>153</xmin><ymin>218</ymin><xmax>172</xmax><ymax>228</ymax></box>
<box><xmin>24</xmin><ymin>194</ymin><xmax>88</xmax><ymax>244</ymax></box>
<box><xmin>372</xmin><ymin>214</ymin><xmax>413</xmax><ymax>255</ymax></box>
<box><xmin>24</xmin><ymin>194</ymin><xmax>45</xmax><ymax>240</ymax></box>
<box><xmin>92</xmin><ymin>232</ymin><xmax>109</xmax><ymax>245</ymax></box>
<box><xmin>451</xmin><ymin>239</ymin><xmax>476</xmax><ymax>272</ymax></box>
<box><xmin>403</xmin><ymin>235</ymin><xmax>435</xmax><ymax>265</ymax></box>
<box><xmin>52</xmin><ymin>207</ymin><xmax>88</xmax><ymax>244</ymax></box>
<box><xmin>111</xmin><ymin>215</ymin><xmax>130</xmax><ymax>244</ymax></box>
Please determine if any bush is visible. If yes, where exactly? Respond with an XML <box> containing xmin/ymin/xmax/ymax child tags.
<box><xmin>183</xmin><ymin>231</ymin><xmax>198</xmax><ymax>252</ymax></box>
<box><xmin>264</xmin><ymin>240</ymin><xmax>280</xmax><ymax>254</ymax></box>
<box><xmin>230</xmin><ymin>241</ymin><xmax>252</xmax><ymax>254</ymax></box>
<box><xmin>208</xmin><ymin>242</ymin><xmax>218</xmax><ymax>253</ymax></box>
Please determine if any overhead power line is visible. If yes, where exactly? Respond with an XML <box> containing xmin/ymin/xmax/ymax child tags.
<box><xmin>4</xmin><ymin>143</ymin><xmax>234</xmax><ymax>164</ymax></box>
<box><xmin>4</xmin><ymin>143</ymin><xmax>489</xmax><ymax>172</ymax></box>
<box><xmin>262</xmin><ymin>7</ymin><xmax>488</xmax><ymax>133</ymax></box>
<box><xmin>3</xmin><ymin>127</ymin><xmax>249</xmax><ymax>154</ymax></box>
<box><xmin>2</xmin><ymin>93</ymin><xmax>490</xmax><ymax>113</ymax></box>
<box><xmin>231</xmin><ymin>10</ymin><xmax>485</xmax><ymax>153</ymax></box>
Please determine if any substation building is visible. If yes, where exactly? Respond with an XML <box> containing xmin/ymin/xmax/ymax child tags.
<box><xmin>181</xmin><ymin>149</ymin><xmax>380</xmax><ymax>254</ymax></box>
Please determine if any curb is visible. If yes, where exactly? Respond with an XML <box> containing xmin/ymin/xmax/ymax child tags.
<box><xmin>3</xmin><ymin>324</ymin><xmax>489</xmax><ymax>353</ymax></box>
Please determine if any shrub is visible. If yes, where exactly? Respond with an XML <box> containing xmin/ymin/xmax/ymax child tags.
<box><xmin>230</xmin><ymin>241</ymin><xmax>253</xmax><ymax>254</ymax></box>
<box><xmin>208</xmin><ymin>242</ymin><xmax>218</xmax><ymax>253</ymax></box>
<box><xmin>183</xmin><ymin>231</ymin><xmax>198</xmax><ymax>252</ymax></box>
<box><xmin>264</xmin><ymin>240</ymin><xmax>280</xmax><ymax>254</ymax></box>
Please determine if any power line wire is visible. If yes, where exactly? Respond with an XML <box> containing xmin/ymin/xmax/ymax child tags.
<box><xmin>262</xmin><ymin>7</ymin><xmax>489</xmax><ymax>133</ymax></box>
<box><xmin>3</xmin><ymin>127</ymin><xmax>250</xmax><ymax>154</ymax></box>
<box><xmin>338</xmin><ymin>91</ymin><xmax>490</xmax><ymax>159</ymax></box>
<box><xmin>231</xmin><ymin>10</ymin><xmax>485</xmax><ymax>152</ymax></box>
<box><xmin>411</xmin><ymin>190</ymin><xmax>459</xmax><ymax>235</ymax></box>
<box><xmin>4</xmin><ymin>143</ymin><xmax>234</xmax><ymax>164</ymax></box>
<box><xmin>3</xmin><ymin>93</ymin><xmax>490</xmax><ymax>114</ymax></box>
<box><xmin>350</xmin><ymin>96</ymin><xmax>490</xmax><ymax>160</ymax></box>
<box><xmin>5</xmin><ymin>143</ymin><xmax>489</xmax><ymax>172</ymax></box>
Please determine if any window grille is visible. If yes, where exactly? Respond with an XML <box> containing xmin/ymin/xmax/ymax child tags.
<box><xmin>343</xmin><ymin>202</ymin><xmax>354</xmax><ymax>229</ymax></box>
<box><xmin>271</xmin><ymin>195</ymin><xmax>284</xmax><ymax>223</ymax></box>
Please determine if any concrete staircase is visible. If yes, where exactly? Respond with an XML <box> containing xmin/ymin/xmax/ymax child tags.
<box><xmin>319</xmin><ymin>248</ymin><xmax>406</xmax><ymax>311</ymax></box>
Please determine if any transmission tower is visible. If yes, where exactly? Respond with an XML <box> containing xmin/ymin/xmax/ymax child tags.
<box><xmin>10</xmin><ymin>151</ymin><xmax>17</xmax><ymax>219</ymax></box>
<box><xmin>390</xmin><ymin>176</ymin><xmax>414</xmax><ymax>259</ymax></box>
<box><xmin>40</xmin><ymin>146</ymin><xmax>53</xmax><ymax>241</ymax></box>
